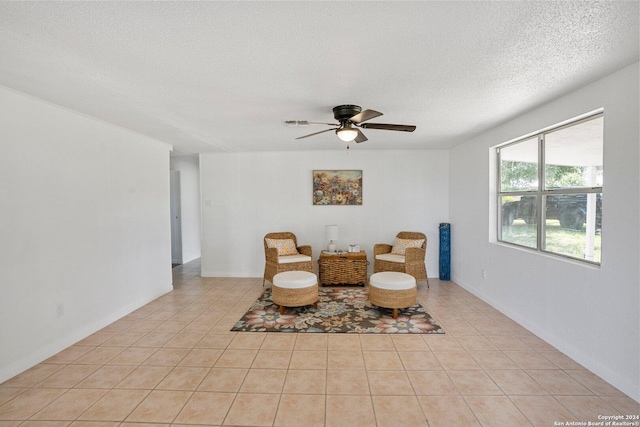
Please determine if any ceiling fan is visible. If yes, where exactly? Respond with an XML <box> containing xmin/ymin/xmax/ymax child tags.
<box><xmin>287</xmin><ymin>104</ymin><xmax>416</xmax><ymax>144</ymax></box>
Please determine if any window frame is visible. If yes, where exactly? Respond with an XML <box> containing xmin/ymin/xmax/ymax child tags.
<box><xmin>496</xmin><ymin>112</ymin><xmax>603</xmax><ymax>265</ymax></box>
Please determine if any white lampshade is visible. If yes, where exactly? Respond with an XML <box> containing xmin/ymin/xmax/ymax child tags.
<box><xmin>326</xmin><ymin>225</ymin><xmax>339</xmax><ymax>241</ymax></box>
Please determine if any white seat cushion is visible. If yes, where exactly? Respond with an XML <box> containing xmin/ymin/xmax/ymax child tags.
<box><xmin>273</xmin><ymin>271</ymin><xmax>317</xmax><ymax>289</ymax></box>
<box><xmin>369</xmin><ymin>272</ymin><xmax>416</xmax><ymax>290</ymax></box>
<box><xmin>278</xmin><ymin>254</ymin><xmax>312</xmax><ymax>264</ymax></box>
<box><xmin>375</xmin><ymin>253</ymin><xmax>405</xmax><ymax>263</ymax></box>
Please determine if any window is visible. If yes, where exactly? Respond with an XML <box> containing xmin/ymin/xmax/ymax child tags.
<box><xmin>497</xmin><ymin>113</ymin><xmax>603</xmax><ymax>264</ymax></box>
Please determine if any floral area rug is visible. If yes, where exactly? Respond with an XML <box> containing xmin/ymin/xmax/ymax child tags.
<box><xmin>231</xmin><ymin>287</ymin><xmax>444</xmax><ymax>334</ymax></box>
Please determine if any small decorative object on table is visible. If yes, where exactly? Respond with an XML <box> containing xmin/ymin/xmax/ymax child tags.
<box><xmin>318</xmin><ymin>250</ymin><xmax>368</xmax><ymax>286</ymax></box>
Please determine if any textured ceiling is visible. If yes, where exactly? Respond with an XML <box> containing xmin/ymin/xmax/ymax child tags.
<box><xmin>0</xmin><ymin>1</ymin><xmax>638</xmax><ymax>155</ymax></box>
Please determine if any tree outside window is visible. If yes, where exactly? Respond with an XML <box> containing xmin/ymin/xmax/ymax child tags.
<box><xmin>497</xmin><ymin>114</ymin><xmax>603</xmax><ymax>264</ymax></box>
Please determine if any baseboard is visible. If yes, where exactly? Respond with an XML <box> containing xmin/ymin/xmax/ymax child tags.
<box><xmin>0</xmin><ymin>284</ymin><xmax>173</xmax><ymax>384</ymax></box>
<box><xmin>451</xmin><ymin>274</ymin><xmax>640</xmax><ymax>403</ymax></box>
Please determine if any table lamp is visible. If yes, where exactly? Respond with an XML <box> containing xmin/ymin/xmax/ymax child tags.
<box><xmin>326</xmin><ymin>225</ymin><xmax>339</xmax><ymax>252</ymax></box>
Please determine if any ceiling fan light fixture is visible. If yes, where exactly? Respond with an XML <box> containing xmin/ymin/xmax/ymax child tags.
<box><xmin>291</xmin><ymin>105</ymin><xmax>415</xmax><ymax>143</ymax></box>
<box><xmin>336</xmin><ymin>127</ymin><xmax>358</xmax><ymax>142</ymax></box>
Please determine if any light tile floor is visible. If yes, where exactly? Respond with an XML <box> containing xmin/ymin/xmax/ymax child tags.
<box><xmin>1</xmin><ymin>258</ymin><xmax>638</xmax><ymax>426</ymax></box>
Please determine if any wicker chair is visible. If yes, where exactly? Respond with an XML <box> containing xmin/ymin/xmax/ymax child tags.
<box><xmin>263</xmin><ymin>232</ymin><xmax>313</xmax><ymax>287</ymax></box>
<box><xmin>373</xmin><ymin>231</ymin><xmax>429</xmax><ymax>287</ymax></box>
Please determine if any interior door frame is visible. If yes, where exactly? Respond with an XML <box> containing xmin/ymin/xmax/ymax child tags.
<box><xmin>170</xmin><ymin>170</ymin><xmax>183</xmax><ymax>265</ymax></box>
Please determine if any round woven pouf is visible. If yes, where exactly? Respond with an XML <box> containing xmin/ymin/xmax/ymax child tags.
<box><xmin>272</xmin><ymin>271</ymin><xmax>318</xmax><ymax>315</ymax></box>
<box><xmin>369</xmin><ymin>272</ymin><xmax>417</xmax><ymax>319</ymax></box>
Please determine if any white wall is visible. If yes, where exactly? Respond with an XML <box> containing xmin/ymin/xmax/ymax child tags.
<box><xmin>170</xmin><ymin>154</ymin><xmax>201</xmax><ymax>263</ymax></box>
<box><xmin>200</xmin><ymin>150</ymin><xmax>449</xmax><ymax>278</ymax></box>
<box><xmin>449</xmin><ymin>62</ymin><xmax>640</xmax><ymax>401</ymax></box>
<box><xmin>0</xmin><ymin>87</ymin><xmax>173</xmax><ymax>383</ymax></box>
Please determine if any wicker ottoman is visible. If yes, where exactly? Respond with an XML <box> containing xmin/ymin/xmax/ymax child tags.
<box><xmin>369</xmin><ymin>272</ymin><xmax>417</xmax><ymax>319</ymax></box>
<box><xmin>272</xmin><ymin>271</ymin><xmax>319</xmax><ymax>315</ymax></box>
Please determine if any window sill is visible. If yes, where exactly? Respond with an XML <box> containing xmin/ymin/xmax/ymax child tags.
<box><xmin>492</xmin><ymin>240</ymin><xmax>601</xmax><ymax>269</ymax></box>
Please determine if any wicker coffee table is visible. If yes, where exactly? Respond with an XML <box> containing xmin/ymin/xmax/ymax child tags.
<box><xmin>318</xmin><ymin>251</ymin><xmax>368</xmax><ymax>286</ymax></box>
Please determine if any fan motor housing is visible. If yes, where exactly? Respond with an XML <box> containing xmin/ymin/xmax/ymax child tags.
<box><xmin>333</xmin><ymin>105</ymin><xmax>361</xmax><ymax>121</ymax></box>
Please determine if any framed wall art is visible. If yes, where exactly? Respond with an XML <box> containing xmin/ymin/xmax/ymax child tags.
<box><xmin>313</xmin><ymin>170</ymin><xmax>363</xmax><ymax>205</ymax></box>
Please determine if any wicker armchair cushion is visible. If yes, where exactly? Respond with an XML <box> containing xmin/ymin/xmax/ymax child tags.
<box><xmin>278</xmin><ymin>254</ymin><xmax>313</xmax><ymax>264</ymax></box>
<box><xmin>375</xmin><ymin>253</ymin><xmax>405</xmax><ymax>263</ymax></box>
<box><xmin>265</xmin><ymin>238</ymin><xmax>299</xmax><ymax>256</ymax></box>
<box><xmin>391</xmin><ymin>238</ymin><xmax>425</xmax><ymax>255</ymax></box>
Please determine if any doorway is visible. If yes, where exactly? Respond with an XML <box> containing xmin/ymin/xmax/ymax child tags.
<box><xmin>170</xmin><ymin>170</ymin><xmax>183</xmax><ymax>267</ymax></box>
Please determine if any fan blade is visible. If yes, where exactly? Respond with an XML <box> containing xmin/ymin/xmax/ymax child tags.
<box><xmin>349</xmin><ymin>109</ymin><xmax>383</xmax><ymax>124</ymax></box>
<box><xmin>285</xmin><ymin>120</ymin><xmax>336</xmax><ymax>127</ymax></box>
<box><xmin>295</xmin><ymin>128</ymin><xmax>337</xmax><ymax>140</ymax></box>
<box><xmin>360</xmin><ymin>123</ymin><xmax>416</xmax><ymax>132</ymax></box>
<box><xmin>355</xmin><ymin>129</ymin><xmax>368</xmax><ymax>143</ymax></box>
<box><xmin>307</xmin><ymin>121</ymin><xmax>338</xmax><ymax>126</ymax></box>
